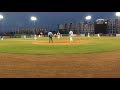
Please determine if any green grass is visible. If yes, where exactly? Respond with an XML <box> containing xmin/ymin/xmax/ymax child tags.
<box><xmin>0</xmin><ymin>36</ymin><xmax>120</xmax><ymax>55</ymax></box>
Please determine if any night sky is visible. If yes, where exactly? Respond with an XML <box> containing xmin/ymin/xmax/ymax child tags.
<box><xmin>0</xmin><ymin>12</ymin><xmax>117</xmax><ymax>32</ymax></box>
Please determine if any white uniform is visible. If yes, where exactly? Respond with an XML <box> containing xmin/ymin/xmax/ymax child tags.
<box><xmin>1</xmin><ymin>37</ymin><xmax>3</xmax><ymax>40</ymax></box>
<box><xmin>34</xmin><ymin>35</ymin><xmax>37</xmax><ymax>40</ymax></box>
<box><xmin>69</xmin><ymin>31</ymin><xmax>73</xmax><ymax>42</ymax></box>
<box><xmin>57</xmin><ymin>32</ymin><xmax>60</xmax><ymax>40</ymax></box>
<box><xmin>1</xmin><ymin>36</ymin><xmax>3</xmax><ymax>40</ymax></box>
<box><xmin>88</xmin><ymin>33</ymin><xmax>90</xmax><ymax>37</ymax></box>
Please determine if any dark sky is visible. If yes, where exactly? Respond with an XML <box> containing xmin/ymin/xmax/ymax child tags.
<box><xmin>0</xmin><ymin>12</ymin><xmax>117</xmax><ymax>32</ymax></box>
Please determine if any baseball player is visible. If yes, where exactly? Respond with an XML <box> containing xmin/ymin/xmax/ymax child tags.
<box><xmin>39</xmin><ymin>35</ymin><xmax>41</xmax><ymax>37</ymax></box>
<box><xmin>1</xmin><ymin>36</ymin><xmax>3</xmax><ymax>40</ymax></box>
<box><xmin>48</xmin><ymin>32</ymin><xmax>53</xmax><ymax>43</ymax></box>
<box><xmin>69</xmin><ymin>30</ymin><xmax>73</xmax><ymax>42</ymax></box>
<box><xmin>88</xmin><ymin>33</ymin><xmax>90</xmax><ymax>37</ymax></box>
<box><xmin>34</xmin><ymin>35</ymin><xmax>37</xmax><ymax>40</ymax></box>
<box><xmin>98</xmin><ymin>34</ymin><xmax>100</xmax><ymax>37</ymax></box>
<box><xmin>57</xmin><ymin>31</ymin><xmax>61</xmax><ymax>41</ymax></box>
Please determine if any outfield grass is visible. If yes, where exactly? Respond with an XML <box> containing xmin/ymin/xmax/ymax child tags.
<box><xmin>0</xmin><ymin>36</ymin><xmax>120</xmax><ymax>55</ymax></box>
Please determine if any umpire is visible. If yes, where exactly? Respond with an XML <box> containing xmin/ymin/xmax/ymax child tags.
<box><xmin>48</xmin><ymin>32</ymin><xmax>53</xmax><ymax>43</ymax></box>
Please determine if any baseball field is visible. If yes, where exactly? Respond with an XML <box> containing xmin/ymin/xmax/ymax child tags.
<box><xmin>0</xmin><ymin>36</ymin><xmax>120</xmax><ymax>78</ymax></box>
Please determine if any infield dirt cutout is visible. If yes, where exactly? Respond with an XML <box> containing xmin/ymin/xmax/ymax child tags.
<box><xmin>32</xmin><ymin>40</ymin><xmax>90</xmax><ymax>45</ymax></box>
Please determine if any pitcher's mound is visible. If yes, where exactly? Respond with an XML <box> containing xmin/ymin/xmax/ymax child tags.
<box><xmin>32</xmin><ymin>40</ymin><xmax>89</xmax><ymax>45</ymax></box>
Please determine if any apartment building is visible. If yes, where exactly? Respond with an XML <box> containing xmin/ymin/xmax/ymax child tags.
<box><xmin>115</xmin><ymin>19</ymin><xmax>120</xmax><ymax>33</ymax></box>
<box><xmin>107</xmin><ymin>19</ymin><xmax>116</xmax><ymax>34</ymax></box>
<box><xmin>58</xmin><ymin>21</ymin><xmax>94</xmax><ymax>34</ymax></box>
<box><xmin>82</xmin><ymin>21</ymin><xmax>94</xmax><ymax>34</ymax></box>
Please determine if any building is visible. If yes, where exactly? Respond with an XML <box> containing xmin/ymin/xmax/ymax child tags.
<box><xmin>65</xmin><ymin>23</ymin><xmax>70</xmax><ymax>31</ymax></box>
<box><xmin>115</xmin><ymin>19</ymin><xmax>120</xmax><ymax>34</ymax></box>
<box><xmin>58</xmin><ymin>24</ymin><xmax>66</xmax><ymax>34</ymax></box>
<box><xmin>58</xmin><ymin>18</ymin><xmax>120</xmax><ymax>35</ymax></box>
<box><xmin>75</xmin><ymin>23</ymin><xmax>81</xmax><ymax>34</ymax></box>
<box><xmin>16</xmin><ymin>27</ymin><xmax>47</xmax><ymax>35</ymax></box>
<box><xmin>82</xmin><ymin>21</ymin><xmax>94</xmax><ymax>34</ymax></box>
<box><xmin>107</xmin><ymin>19</ymin><xmax>116</xmax><ymax>34</ymax></box>
<box><xmin>58</xmin><ymin>21</ymin><xmax>94</xmax><ymax>34</ymax></box>
<box><xmin>69</xmin><ymin>23</ymin><xmax>78</xmax><ymax>34</ymax></box>
<box><xmin>80</xmin><ymin>22</ymin><xmax>84</xmax><ymax>34</ymax></box>
<box><xmin>106</xmin><ymin>18</ymin><xmax>120</xmax><ymax>34</ymax></box>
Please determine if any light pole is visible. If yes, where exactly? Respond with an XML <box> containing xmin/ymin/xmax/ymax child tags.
<box><xmin>85</xmin><ymin>15</ymin><xmax>91</xmax><ymax>36</ymax></box>
<box><xmin>115</xmin><ymin>12</ymin><xmax>120</xmax><ymax>33</ymax></box>
<box><xmin>30</xmin><ymin>16</ymin><xmax>37</xmax><ymax>35</ymax></box>
<box><xmin>0</xmin><ymin>14</ymin><xmax>4</xmax><ymax>34</ymax></box>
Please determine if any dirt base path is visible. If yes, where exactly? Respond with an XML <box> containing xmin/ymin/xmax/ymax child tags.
<box><xmin>0</xmin><ymin>51</ymin><xmax>120</xmax><ymax>78</ymax></box>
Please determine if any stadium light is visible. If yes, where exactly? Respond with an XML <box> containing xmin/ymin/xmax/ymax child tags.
<box><xmin>115</xmin><ymin>12</ymin><xmax>120</xmax><ymax>17</ymax></box>
<box><xmin>0</xmin><ymin>14</ymin><xmax>4</xmax><ymax>35</ymax></box>
<box><xmin>0</xmin><ymin>15</ymin><xmax>3</xmax><ymax>20</ymax></box>
<box><xmin>30</xmin><ymin>16</ymin><xmax>37</xmax><ymax>25</ymax></box>
<box><xmin>85</xmin><ymin>15</ymin><xmax>91</xmax><ymax>20</ymax></box>
<box><xmin>85</xmin><ymin>15</ymin><xmax>92</xmax><ymax>35</ymax></box>
<box><xmin>31</xmin><ymin>16</ymin><xmax>37</xmax><ymax>21</ymax></box>
<box><xmin>30</xmin><ymin>16</ymin><xmax>37</xmax><ymax>35</ymax></box>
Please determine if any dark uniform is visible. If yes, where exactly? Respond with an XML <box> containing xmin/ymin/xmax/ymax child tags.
<box><xmin>48</xmin><ymin>32</ymin><xmax>53</xmax><ymax>43</ymax></box>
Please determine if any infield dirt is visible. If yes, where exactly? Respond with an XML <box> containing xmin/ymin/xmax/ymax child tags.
<box><xmin>32</xmin><ymin>40</ymin><xmax>90</xmax><ymax>45</ymax></box>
